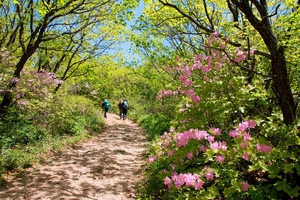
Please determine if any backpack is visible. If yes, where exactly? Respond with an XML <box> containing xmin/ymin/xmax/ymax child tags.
<box><xmin>102</xmin><ymin>100</ymin><xmax>110</xmax><ymax>109</ymax></box>
<box><xmin>122</xmin><ymin>100</ymin><xmax>129</xmax><ymax>109</ymax></box>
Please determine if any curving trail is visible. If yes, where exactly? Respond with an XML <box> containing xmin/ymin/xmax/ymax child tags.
<box><xmin>0</xmin><ymin>113</ymin><xmax>148</xmax><ymax>200</ymax></box>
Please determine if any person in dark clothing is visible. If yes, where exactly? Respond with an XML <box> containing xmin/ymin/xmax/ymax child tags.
<box><xmin>122</xmin><ymin>99</ymin><xmax>129</xmax><ymax>120</ymax></box>
<box><xmin>101</xmin><ymin>99</ymin><xmax>110</xmax><ymax>118</ymax></box>
<box><xmin>118</xmin><ymin>99</ymin><xmax>123</xmax><ymax>119</ymax></box>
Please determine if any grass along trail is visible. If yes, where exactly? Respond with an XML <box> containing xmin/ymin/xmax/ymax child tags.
<box><xmin>0</xmin><ymin>113</ymin><xmax>149</xmax><ymax>200</ymax></box>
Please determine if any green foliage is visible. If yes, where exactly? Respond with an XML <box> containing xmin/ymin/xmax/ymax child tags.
<box><xmin>0</xmin><ymin>113</ymin><xmax>45</xmax><ymax>149</ymax></box>
<box><xmin>139</xmin><ymin>114</ymin><xmax>171</xmax><ymax>140</ymax></box>
<box><xmin>0</xmin><ymin>149</ymin><xmax>33</xmax><ymax>172</ymax></box>
<box><xmin>0</xmin><ymin>93</ymin><xmax>104</xmax><ymax>176</ymax></box>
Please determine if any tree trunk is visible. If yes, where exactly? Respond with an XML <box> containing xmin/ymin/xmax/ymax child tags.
<box><xmin>0</xmin><ymin>49</ymin><xmax>35</xmax><ymax>116</ymax></box>
<box><xmin>231</xmin><ymin>0</ymin><xmax>296</xmax><ymax>125</ymax></box>
<box><xmin>271</xmin><ymin>47</ymin><xmax>296</xmax><ymax>125</ymax></box>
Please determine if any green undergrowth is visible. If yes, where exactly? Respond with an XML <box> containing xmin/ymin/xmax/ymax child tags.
<box><xmin>0</xmin><ymin>95</ymin><xmax>105</xmax><ymax>181</ymax></box>
<box><xmin>138</xmin><ymin>113</ymin><xmax>171</xmax><ymax>141</ymax></box>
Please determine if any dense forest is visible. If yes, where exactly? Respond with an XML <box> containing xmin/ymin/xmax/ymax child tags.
<box><xmin>0</xmin><ymin>0</ymin><xmax>299</xmax><ymax>199</ymax></box>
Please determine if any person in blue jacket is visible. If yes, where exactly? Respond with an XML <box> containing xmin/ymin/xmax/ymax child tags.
<box><xmin>101</xmin><ymin>99</ymin><xmax>111</xmax><ymax>118</ymax></box>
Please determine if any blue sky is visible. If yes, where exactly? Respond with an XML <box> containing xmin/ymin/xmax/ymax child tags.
<box><xmin>107</xmin><ymin>1</ymin><xmax>144</xmax><ymax>64</ymax></box>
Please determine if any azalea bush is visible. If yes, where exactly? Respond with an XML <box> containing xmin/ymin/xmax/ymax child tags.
<box><xmin>141</xmin><ymin>33</ymin><xmax>300</xmax><ymax>199</ymax></box>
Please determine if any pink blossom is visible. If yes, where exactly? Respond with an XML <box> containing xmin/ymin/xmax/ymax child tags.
<box><xmin>243</xmin><ymin>152</ymin><xmax>250</xmax><ymax>161</ymax></box>
<box><xmin>195</xmin><ymin>130</ymin><xmax>209</xmax><ymax>140</ymax></box>
<box><xmin>243</xmin><ymin>132</ymin><xmax>251</xmax><ymax>141</ymax></box>
<box><xmin>238</xmin><ymin>121</ymin><xmax>248</xmax><ymax>131</ymax></box>
<box><xmin>183</xmin><ymin>79</ymin><xmax>193</xmax><ymax>86</ymax></box>
<box><xmin>210</xmin><ymin>127</ymin><xmax>221</xmax><ymax>135</ymax></box>
<box><xmin>164</xmin><ymin>140</ymin><xmax>170</xmax><ymax>148</ymax></box>
<box><xmin>191</xmin><ymin>94</ymin><xmax>201</xmax><ymax>104</ymax></box>
<box><xmin>219</xmin><ymin>141</ymin><xmax>227</xmax><ymax>150</ymax></box>
<box><xmin>183</xmin><ymin>173</ymin><xmax>195</xmax><ymax>186</ymax></box>
<box><xmin>165</xmin><ymin>66</ymin><xmax>171</xmax><ymax>71</ymax></box>
<box><xmin>216</xmin><ymin>155</ymin><xmax>225</xmax><ymax>163</ymax></box>
<box><xmin>195</xmin><ymin>54</ymin><xmax>203</xmax><ymax>60</ymax></box>
<box><xmin>181</xmin><ymin>89</ymin><xmax>194</xmax><ymax>96</ymax></box>
<box><xmin>11</xmin><ymin>77</ymin><xmax>19</xmax><ymax>83</ymax></box>
<box><xmin>194</xmin><ymin>179</ymin><xmax>203</xmax><ymax>190</ymax></box>
<box><xmin>220</xmin><ymin>43</ymin><xmax>226</xmax><ymax>49</ymax></box>
<box><xmin>202</xmin><ymin>66</ymin><xmax>211</xmax><ymax>73</ymax></box>
<box><xmin>164</xmin><ymin>177</ymin><xmax>172</xmax><ymax>188</ymax></box>
<box><xmin>205</xmin><ymin>171</ymin><xmax>214</xmax><ymax>181</ymax></box>
<box><xmin>210</xmin><ymin>141</ymin><xmax>219</xmax><ymax>149</ymax></box>
<box><xmin>187</xmin><ymin>152</ymin><xmax>193</xmax><ymax>160</ymax></box>
<box><xmin>229</xmin><ymin>130</ymin><xmax>239</xmax><ymax>138</ymax></box>
<box><xmin>207</xmin><ymin>135</ymin><xmax>215</xmax><ymax>143</ymax></box>
<box><xmin>157</xmin><ymin>93</ymin><xmax>162</xmax><ymax>100</ymax></box>
<box><xmin>168</xmin><ymin>149</ymin><xmax>174</xmax><ymax>156</ymax></box>
<box><xmin>216</xmin><ymin>62</ymin><xmax>223</xmax><ymax>68</ymax></box>
<box><xmin>204</xmin><ymin>76</ymin><xmax>210</xmax><ymax>82</ymax></box>
<box><xmin>256</xmin><ymin>144</ymin><xmax>272</xmax><ymax>153</ymax></box>
<box><xmin>241</xmin><ymin>181</ymin><xmax>250</xmax><ymax>191</ymax></box>
<box><xmin>212</xmin><ymin>31</ymin><xmax>219</xmax><ymax>38</ymax></box>
<box><xmin>240</xmin><ymin>141</ymin><xmax>248</xmax><ymax>148</ymax></box>
<box><xmin>199</xmin><ymin>145</ymin><xmax>207</xmax><ymax>152</ymax></box>
<box><xmin>170</xmin><ymin>128</ymin><xmax>174</xmax><ymax>133</ymax></box>
<box><xmin>246</xmin><ymin>120</ymin><xmax>256</xmax><ymax>128</ymax></box>
<box><xmin>147</xmin><ymin>156</ymin><xmax>157</xmax><ymax>163</ymax></box>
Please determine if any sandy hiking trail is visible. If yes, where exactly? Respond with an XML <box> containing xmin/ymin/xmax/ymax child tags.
<box><xmin>0</xmin><ymin>113</ymin><xmax>149</xmax><ymax>200</ymax></box>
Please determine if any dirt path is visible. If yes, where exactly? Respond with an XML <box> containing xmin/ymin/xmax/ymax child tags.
<box><xmin>0</xmin><ymin>113</ymin><xmax>149</xmax><ymax>200</ymax></box>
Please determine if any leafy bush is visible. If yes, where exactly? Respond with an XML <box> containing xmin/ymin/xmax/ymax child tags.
<box><xmin>140</xmin><ymin>34</ymin><xmax>300</xmax><ymax>199</ymax></box>
<box><xmin>139</xmin><ymin>114</ymin><xmax>171</xmax><ymax>140</ymax></box>
<box><xmin>0</xmin><ymin>93</ymin><xmax>104</xmax><ymax>175</ymax></box>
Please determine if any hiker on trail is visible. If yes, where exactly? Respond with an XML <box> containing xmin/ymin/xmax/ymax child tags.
<box><xmin>118</xmin><ymin>99</ymin><xmax>123</xmax><ymax>119</ymax></box>
<box><xmin>122</xmin><ymin>99</ymin><xmax>129</xmax><ymax>120</ymax></box>
<box><xmin>101</xmin><ymin>99</ymin><xmax>110</xmax><ymax>118</ymax></box>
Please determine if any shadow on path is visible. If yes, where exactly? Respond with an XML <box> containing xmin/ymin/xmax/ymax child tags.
<box><xmin>0</xmin><ymin>114</ymin><xmax>149</xmax><ymax>200</ymax></box>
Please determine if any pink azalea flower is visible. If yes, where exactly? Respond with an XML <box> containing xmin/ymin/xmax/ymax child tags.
<box><xmin>191</xmin><ymin>94</ymin><xmax>201</xmax><ymax>104</ymax></box>
<box><xmin>202</xmin><ymin>66</ymin><xmax>211</xmax><ymax>73</ymax></box>
<box><xmin>219</xmin><ymin>141</ymin><xmax>227</xmax><ymax>150</ymax></box>
<box><xmin>210</xmin><ymin>141</ymin><xmax>219</xmax><ymax>149</ymax></box>
<box><xmin>183</xmin><ymin>79</ymin><xmax>193</xmax><ymax>86</ymax></box>
<box><xmin>206</xmin><ymin>171</ymin><xmax>214</xmax><ymax>180</ymax></box>
<box><xmin>147</xmin><ymin>156</ymin><xmax>157</xmax><ymax>163</ymax></box>
<box><xmin>183</xmin><ymin>173</ymin><xmax>195</xmax><ymax>186</ymax></box>
<box><xmin>164</xmin><ymin>177</ymin><xmax>172</xmax><ymax>188</ymax></box>
<box><xmin>240</xmin><ymin>141</ymin><xmax>248</xmax><ymax>148</ymax></box>
<box><xmin>157</xmin><ymin>94</ymin><xmax>162</xmax><ymax>100</ymax></box>
<box><xmin>212</xmin><ymin>31</ymin><xmax>219</xmax><ymax>38</ymax></box>
<box><xmin>194</xmin><ymin>179</ymin><xmax>203</xmax><ymax>190</ymax></box>
<box><xmin>204</xmin><ymin>76</ymin><xmax>210</xmax><ymax>82</ymax></box>
<box><xmin>199</xmin><ymin>145</ymin><xmax>207</xmax><ymax>152</ymax></box>
<box><xmin>210</xmin><ymin>127</ymin><xmax>221</xmax><ymax>136</ymax></box>
<box><xmin>256</xmin><ymin>144</ymin><xmax>272</xmax><ymax>153</ymax></box>
<box><xmin>246</xmin><ymin>119</ymin><xmax>256</xmax><ymax>128</ymax></box>
<box><xmin>216</xmin><ymin>155</ymin><xmax>225</xmax><ymax>163</ymax></box>
<box><xmin>229</xmin><ymin>130</ymin><xmax>239</xmax><ymax>138</ymax></box>
<box><xmin>220</xmin><ymin>43</ymin><xmax>226</xmax><ymax>49</ymax></box>
<box><xmin>243</xmin><ymin>152</ymin><xmax>250</xmax><ymax>161</ymax></box>
<box><xmin>241</xmin><ymin>181</ymin><xmax>250</xmax><ymax>191</ymax></box>
<box><xmin>207</xmin><ymin>135</ymin><xmax>215</xmax><ymax>143</ymax></box>
<box><xmin>243</xmin><ymin>132</ymin><xmax>251</xmax><ymax>141</ymax></box>
<box><xmin>168</xmin><ymin>150</ymin><xmax>174</xmax><ymax>156</ymax></box>
<box><xmin>187</xmin><ymin>152</ymin><xmax>193</xmax><ymax>160</ymax></box>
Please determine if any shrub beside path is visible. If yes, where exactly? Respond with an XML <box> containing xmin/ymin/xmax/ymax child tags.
<box><xmin>0</xmin><ymin>113</ymin><xmax>149</xmax><ymax>200</ymax></box>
